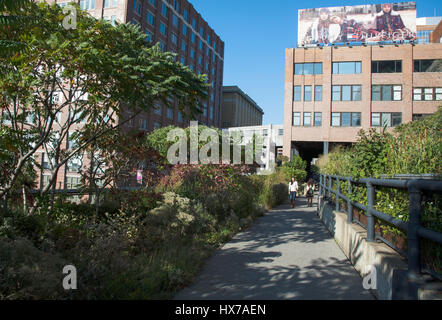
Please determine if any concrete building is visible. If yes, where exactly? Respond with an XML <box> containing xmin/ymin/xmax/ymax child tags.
<box><xmin>283</xmin><ymin>18</ymin><xmax>442</xmax><ymax>164</ymax></box>
<box><xmin>48</xmin><ymin>0</ymin><xmax>225</xmax><ymax>129</ymax></box>
<box><xmin>226</xmin><ymin>124</ymin><xmax>283</xmax><ymax>174</ymax></box>
<box><xmin>221</xmin><ymin>86</ymin><xmax>264</xmax><ymax>128</ymax></box>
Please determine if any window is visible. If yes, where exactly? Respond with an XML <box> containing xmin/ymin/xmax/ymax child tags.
<box><xmin>371</xmin><ymin>113</ymin><xmax>402</xmax><ymax>127</ymax></box>
<box><xmin>178</xmin><ymin>111</ymin><xmax>183</xmax><ymax>122</ymax></box>
<box><xmin>180</xmin><ymin>57</ymin><xmax>185</xmax><ymax>65</ymax></box>
<box><xmin>314</xmin><ymin>86</ymin><xmax>322</xmax><ymax>101</ymax></box>
<box><xmin>166</xmin><ymin>107</ymin><xmax>174</xmax><ymax>119</ymax></box>
<box><xmin>158</xmin><ymin>40</ymin><xmax>166</xmax><ymax>52</ymax></box>
<box><xmin>181</xmin><ymin>41</ymin><xmax>186</xmax><ymax>52</ymax></box>
<box><xmin>183</xmin><ymin>9</ymin><xmax>189</xmax><ymax>22</ymax></box>
<box><xmin>199</xmin><ymin>40</ymin><xmax>203</xmax><ymax>50</ymax></box>
<box><xmin>372</xmin><ymin>85</ymin><xmax>402</xmax><ymax>101</ymax></box>
<box><xmin>414</xmin><ymin>59</ymin><xmax>442</xmax><ymax>72</ymax></box>
<box><xmin>332</xmin><ymin>61</ymin><xmax>361</xmax><ymax>74</ymax></box>
<box><xmin>278</xmin><ymin>129</ymin><xmax>284</xmax><ymax>136</ymax></box>
<box><xmin>294</xmin><ymin>63</ymin><xmax>322</xmax><ymax>75</ymax></box>
<box><xmin>104</xmin><ymin>0</ymin><xmax>118</xmax><ymax>8</ymax></box>
<box><xmin>332</xmin><ymin>85</ymin><xmax>362</xmax><ymax>101</ymax></box>
<box><xmin>133</xmin><ymin>0</ymin><xmax>141</xmax><ymax>15</ymax></box>
<box><xmin>198</xmin><ymin>55</ymin><xmax>202</xmax><ymax>65</ymax></box>
<box><xmin>304</xmin><ymin>86</ymin><xmax>312</xmax><ymax>101</ymax></box>
<box><xmin>293</xmin><ymin>112</ymin><xmax>301</xmax><ymax>126</ymax></box>
<box><xmin>80</xmin><ymin>0</ymin><xmax>95</xmax><ymax>10</ymax></box>
<box><xmin>200</xmin><ymin>26</ymin><xmax>204</xmax><ymax>37</ymax></box>
<box><xmin>161</xmin><ymin>1</ymin><xmax>168</xmax><ymax>17</ymax></box>
<box><xmin>160</xmin><ymin>22</ymin><xmax>167</xmax><ymax>36</ymax></box>
<box><xmin>153</xmin><ymin>103</ymin><xmax>162</xmax><ymax>115</ymax></box>
<box><xmin>314</xmin><ymin>112</ymin><xmax>322</xmax><ymax>126</ymax></box>
<box><xmin>331</xmin><ymin>112</ymin><xmax>361</xmax><ymax>127</ymax></box>
<box><xmin>182</xmin><ymin>24</ymin><xmax>187</xmax><ymax>36</ymax></box>
<box><xmin>190</xmin><ymin>49</ymin><xmax>195</xmax><ymax>59</ymax></box>
<box><xmin>331</xmin><ymin>113</ymin><xmax>341</xmax><ymax>127</ymax></box>
<box><xmin>413</xmin><ymin>87</ymin><xmax>442</xmax><ymax>101</ymax></box>
<box><xmin>372</xmin><ymin>60</ymin><xmax>402</xmax><ymax>73</ymax></box>
<box><xmin>192</xmin><ymin>18</ymin><xmax>196</xmax><ymax>29</ymax></box>
<box><xmin>303</xmin><ymin>112</ymin><xmax>312</xmax><ymax>126</ymax></box>
<box><xmin>191</xmin><ymin>32</ymin><xmax>196</xmax><ymax>43</ymax></box>
<box><xmin>293</xmin><ymin>86</ymin><xmax>301</xmax><ymax>101</ymax></box>
<box><xmin>139</xmin><ymin>119</ymin><xmax>148</xmax><ymax>130</ymax></box>
<box><xmin>146</xmin><ymin>11</ymin><xmax>155</xmax><ymax>26</ymax></box>
<box><xmin>173</xmin><ymin>0</ymin><xmax>179</xmax><ymax>11</ymax></box>
<box><xmin>171</xmin><ymin>33</ymin><xmax>178</xmax><ymax>45</ymax></box>
<box><xmin>154</xmin><ymin>122</ymin><xmax>161</xmax><ymax>129</ymax></box>
<box><xmin>66</xmin><ymin>177</ymin><xmax>81</xmax><ymax>190</ymax></box>
<box><xmin>172</xmin><ymin>14</ymin><xmax>179</xmax><ymax>28</ymax></box>
<box><xmin>209</xmin><ymin>106</ymin><xmax>214</xmax><ymax>120</ymax></box>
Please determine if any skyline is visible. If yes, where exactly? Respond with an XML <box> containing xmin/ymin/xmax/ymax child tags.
<box><xmin>190</xmin><ymin>0</ymin><xmax>441</xmax><ymax>126</ymax></box>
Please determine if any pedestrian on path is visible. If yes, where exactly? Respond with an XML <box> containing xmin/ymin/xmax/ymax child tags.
<box><xmin>288</xmin><ymin>177</ymin><xmax>298</xmax><ymax>208</ymax></box>
<box><xmin>306</xmin><ymin>178</ymin><xmax>315</xmax><ymax>207</ymax></box>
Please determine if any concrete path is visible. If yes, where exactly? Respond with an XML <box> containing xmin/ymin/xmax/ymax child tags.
<box><xmin>174</xmin><ymin>195</ymin><xmax>375</xmax><ymax>300</ymax></box>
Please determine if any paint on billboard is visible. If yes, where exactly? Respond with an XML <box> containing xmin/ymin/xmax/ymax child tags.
<box><xmin>298</xmin><ymin>2</ymin><xmax>417</xmax><ymax>46</ymax></box>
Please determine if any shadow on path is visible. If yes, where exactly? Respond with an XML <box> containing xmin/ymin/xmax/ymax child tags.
<box><xmin>174</xmin><ymin>196</ymin><xmax>375</xmax><ymax>300</ymax></box>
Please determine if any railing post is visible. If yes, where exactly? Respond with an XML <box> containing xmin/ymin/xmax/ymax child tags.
<box><xmin>328</xmin><ymin>175</ymin><xmax>332</xmax><ymax>200</ymax></box>
<box><xmin>366</xmin><ymin>182</ymin><xmax>375</xmax><ymax>242</ymax></box>
<box><xmin>408</xmin><ymin>183</ymin><xmax>422</xmax><ymax>279</ymax></box>
<box><xmin>347</xmin><ymin>178</ymin><xmax>353</xmax><ymax>224</ymax></box>
<box><xmin>336</xmin><ymin>177</ymin><xmax>340</xmax><ymax>211</ymax></box>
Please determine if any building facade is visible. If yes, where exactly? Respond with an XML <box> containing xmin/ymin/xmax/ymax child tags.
<box><xmin>283</xmin><ymin>42</ymin><xmax>442</xmax><ymax>162</ymax></box>
<box><xmin>35</xmin><ymin>0</ymin><xmax>224</xmax><ymax>191</ymax></box>
<box><xmin>221</xmin><ymin>86</ymin><xmax>264</xmax><ymax>128</ymax></box>
<box><xmin>48</xmin><ymin>0</ymin><xmax>225</xmax><ymax>129</ymax></box>
<box><xmin>416</xmin><ymin>17</ymin><xmax>442</xmax><ymax>44</ymax></box>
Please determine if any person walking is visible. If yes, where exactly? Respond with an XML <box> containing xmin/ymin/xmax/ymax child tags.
<box><xmin>288</xmin><ymin>177</ymin><xmax>298</xmax><ymax>208</ymax></box>
<box><xmin>306</xmin><ymin>178</ymin><xmax>315</xmax><ymax>207</ymax></box>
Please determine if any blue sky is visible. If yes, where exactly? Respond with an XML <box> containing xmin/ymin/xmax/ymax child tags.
<box><xmin>190</xmin><ymin>0</ymin><xmax>441</xmax><ymax>125</ymax></box>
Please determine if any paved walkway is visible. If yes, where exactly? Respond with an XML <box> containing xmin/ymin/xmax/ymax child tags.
<box><xmin>175</xmin><ymin>195</ymin><xmax>375</xmax><ymax>300</ymax></box>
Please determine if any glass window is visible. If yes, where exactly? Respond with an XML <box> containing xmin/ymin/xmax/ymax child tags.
<box><xmin>183</xmin><ymin>9</ymin><xmax>188</xmax><ymax>22</ymax></box>
<box><xmin>436</xmin><ymin>88</ymin><xmax>442</xmax><ymax>101</ymax></box>
<box><xmin>146</xmin><ymin>11</ymin><xmax>155</xmax><ymax>26</ymax></box>
<box><xmin>352</xmin><ymin>113</ymin><xmax>361</xmax><ymax>126</ymax></box>
<box><xmin>352</xmin><ymin>85</ymin><xmax>362</xmax><ymax>101</ymax></box>
<box><xmin>341</xmin><ymin>112</ymin><xmax>351</xmax><ymax>127</ymax></box>
<box><xmin>293</xmin><ymin>86</ymin><xmax>302</xmax><ymax>101</ymax></box>
<box><xmin>160</xmin><ymin>22</ymin><xmax>167</xmax><ymax>35</ymax></box>
<box><xmin>372</xmin><ymin>60</ymin><xmax>402</xmax><ymax>73</ymax></box>
<box><xmin>413</xmin><ymin>88</ymin><xmax>422</xmax><ymax>101</ymax></box>
<box><xmin>371</xmin><ymin>113</ymin><xmax>381</xmax><ymax>127</ymax></box>
<box><xmin>382</xmin><ymin>85</ymin><xmax>392</xmax><ymax>101</ymax></box>
<box><xmin>172</xmin><ymin>14</ymin><xmax>179</xmax><ymax>27</ymax></box>
<box><xmin>314</xmin><ymin>112</ymin><xmax>322</xmax><ymax>126</ymax></box>
<box><xmin>314</xmin><ymin>86</ymin><xmax>322</xmax><ymax>101</ymax></box>
<box><xmin>314</xmin><ymin>63</ymin><xmax>322</xmax><ymax>75</ymax></box>
<box><xmin>393</xmin><ymin>86</ymin><xmax>402</xmax><ymax>101</ymax></box>
<box><xmin>303</xmin><ymin>63</ymin><xmax>314</xmax><ymax>75</ymax></box>
<box><xmin>278</xmin><ymin>129</ymin><xmax>284</xmax><ymax>135</ymax></box>
<box><xmin>382</xmin><ymin>113</ymin><xmax>391</xmax><ymax>127</ymax></box>
<box><xmin>372</xmin><ymin>86</ymin><xmax>381</xmax><ymax>101</ymax></box>
<box><xmin>304</xmin><ymin>86</ymin><xmax>312</xmax><ymax>101</ymax></box>
<box><xmin>304</xmin><ymin>112</ymin><xmax>311</xmax><ymax>126</ymax></box>
<box><xmin>424</xmin><ymin>88</ymin><xmax>434</xmax><ymax>101</ymax></box>
<box><xmin>293</xmin><ymin>112</ymin><xmax>301</xmax><ymax>126</ymax></box>
<box><xmin>171</xmin><ymin>33</ymin><xmax>178</xmax><ymax>45</ymax></box>
<box><xmin>333</xmin><ymin>61</ymin><xmax>361</xmax><ymax>74</ymax></box>
<box><xmin>332</xmin><ymin>86</ymin><xmax>341</xmax><ymax>101</ymax></box>
<box><xmin>331</xmin><ymin>113</ymin><xmax>340</xmax><ymax>127</ymax></box>
<box><xmin>342</xmin><ymin>86</ymin><xmax>351</xmax><ymax>101</ymax></box>
<box><xmin>392</xmin><ymin>113</ymin><xmax>402</xmax><ymax>126</ymax></box>
<box><xmin>294</xmin><ymin>64</ymin><xmax>303</xmax><ymax>75</ymax></box>
<box><xmin>161</xmin><ymin>1</ymin><xmax>168</xmax><ymax>17</ymax></box>
<box><xmin>414</xmin><ymin>59</ymin><xmax>442</xmax><ymax>72</ymax></box>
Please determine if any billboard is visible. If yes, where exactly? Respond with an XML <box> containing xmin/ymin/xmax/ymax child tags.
<box><xmin>298</xmin><ymin>2</ymin><xmax>417</xmax><ymax>46</ymax></box>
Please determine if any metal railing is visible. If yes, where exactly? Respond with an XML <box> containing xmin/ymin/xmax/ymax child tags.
<box><xmin>319</xmin><ymin>174</ymin><xmax>442</xmax><ymax>280</ymax></box>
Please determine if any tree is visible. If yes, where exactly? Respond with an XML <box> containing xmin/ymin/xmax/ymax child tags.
<box><xmin>0</xmin><ymin>0</ymin><xmax>33</xmax><ymax>56</ymax></box>
<box><xmin>0</xmin><ymin>3</ymin><xmax>208</xmax><ymax>212</ymax></box>
<box><xmin>282</xmin><ymin>155</ymin><xmax>307</xmax><ymax>182</ymax></box>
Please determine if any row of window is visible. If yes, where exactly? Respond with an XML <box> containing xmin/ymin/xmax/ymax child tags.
<box><xmin>292</xmin><ymin>112</ymin><xmax>402</xmax><ymax>127</ymax></box>
<box><xmin>142</xmin><ymin>0</ymin><xmax>219</xmax><ymax>53</ymax></box>
<box><xmin>294</xmin><ymin>59</ymin><xmax>442</xmax><ymax>75</ymax></box>
<box><xmin>294</xmin><ymin>85</ymin><xmax>442</xmax><ymax>102</ymax></box>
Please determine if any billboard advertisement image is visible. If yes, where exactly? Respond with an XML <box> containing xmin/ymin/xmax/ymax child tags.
<box><xmin>298</xmin><ymin>2</ymin><xmax>417</xmax><ymax>46</ymax></box>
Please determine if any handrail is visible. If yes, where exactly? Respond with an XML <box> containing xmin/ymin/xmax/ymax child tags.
<box><xmin>319</xmin><ymin>174</ymin><xmax>442</xmax><ymax>282</ymax></box>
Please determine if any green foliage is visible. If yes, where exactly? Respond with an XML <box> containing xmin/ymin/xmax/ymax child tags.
<box><xmin>281</xmin><ymin>155</ymin><xmax>307</xmax><ymax>182</ymax></box>
<box><xmin>319</xmin><ymin>108</ymin><xmax>442</xmax><ymax>273</ymax></box>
